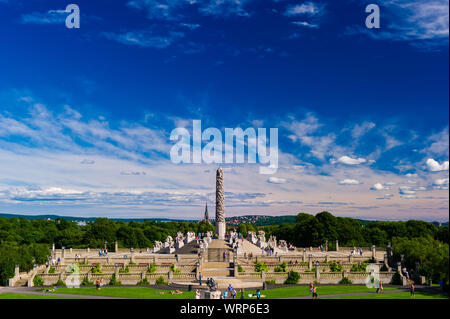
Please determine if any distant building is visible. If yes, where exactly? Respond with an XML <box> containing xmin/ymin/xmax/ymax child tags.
<box><xmin>203</xmin><ymin>202</ymin><xmax>210</xmax><ymax>224</ymax></box>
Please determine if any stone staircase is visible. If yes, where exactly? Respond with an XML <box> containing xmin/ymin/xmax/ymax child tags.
<box><xmin>201</xmin><ymin>262</ymin><xmax>234</xmax><ymax>278</ymax></box>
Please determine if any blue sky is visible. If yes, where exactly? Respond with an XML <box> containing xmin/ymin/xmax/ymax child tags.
<box><xmin>0</xmin><ymin>0</ymin><xmax>448</xmax><ymax>221</ymax></box>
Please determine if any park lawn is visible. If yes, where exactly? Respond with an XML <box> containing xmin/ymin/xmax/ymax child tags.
<box><xmin>326</xmin><ymin>291</ymin><xmax>448</xmax><ymax>299</ymax></box>
<box><xmin>41</xmin><ymin>286</ymin><xmax>196</xmax><ymax>299</ymax></box>
<box><xmin>0</xmin><ymin>293</ymin><xmax>75</xmax><ymax>299</ymax></box>
<box><xmin>245</xmin><ymin>285</ymin><xmax>398</xmax><ymax>299</ymax></box>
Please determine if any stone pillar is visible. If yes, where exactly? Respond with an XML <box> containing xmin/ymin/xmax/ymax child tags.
<box><xmin>325</xmin><ymin>240</ymin><xmax>328</xmax><ymax>252</ymax></box>
<box><xmin>302</xmin><ymin>249</ymin><xmax>306</xmax><ymax>262</ymax></box>
<box><xmin>168</xmin><ymin>271</ymin><xmax>173</xmax><ymax>284</ymax></box>
<box><xmin>315</xmin><ymin>266</ymin><xmax>320</xmax><ymax>281</ymax></box>
<box><xmin>87</xmin><ymin>247</ymin><xmax>90</xmax><ymax>253</ymax></box>
<box><xmin>146</xmin><ymin>247</ymin><xmax>149</xmax><ymax>252</ymax></box>
<box><xmin>69</xmin><ymin>248</ymin><xmax>73</xmax><ymax>253</ymax></box>
<box><xmin>84</xmin><ymin>257</ymin><xmax>88</xmax><ymax>264</ymax></box>
<box><xmin>383</xmin><ymin>254</ymin><xmax>389</xmax><ymax>269</ymax></box>
<box><xmin>115</xmin><ymin>241</ymin><xmax>119</xmax><ymax>252</ymax></box>
<box><xmin>335</xmin><ymin>240</ymin><xmax>339</xmax><ymax>252</ymax></box>
<box><xmin>261</xmin><ymin>271</ymin><xmax>266</xmax><ymax>282</ymax></box>
<box><xmin>52</xmin><ymin>243</ymin><xmax>55</xmax><ymax>253</ymax></box>
<box><xmin>348</xmin><ymin>254</ymin><xmax>353</xmax><ymax>263</ymax></box>
<box><xmin>234</xmin><ymin>263</ymin><xmax>238</xmax><ymax>278</ymax></box>
<box><xmin>115</xmin><ymin>264</ymin><xmax>119</xmax><ymax>278</ymax></box>
<box><xmin>308</xmin><ymin>255</ymin><xmax>312</xmax><ymax>270</ymax></box>
<box><xmin>14</xmin><ymin>265</ymin><xmax>20</xmax><ymax>277</ymax></box>
<box><xmin>215</xmin><ymin>168</ymin><xmax>226</xmax><ymax>240</ymax></box>
<box><xmin>371</xmin><ymin>245</ymin><xmax>376</xmax><ymax>260</ymax></box>
<box><xmin>61</xmin><ymin>248</ymin><xmax>65</xmax><ymax>258</ymax></box>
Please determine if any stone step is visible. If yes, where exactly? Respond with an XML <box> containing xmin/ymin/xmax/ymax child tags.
<box><xmin>14</xmin><ymin>279</ymin><xmax>28</xmax><ymax>287</ymax></box>
<box><xmin>202</xmin><ymin>262</ymin><xmax>231</xmax><ymax>268</ymax></box>
<box><xmin>201</xmin><ymin>270</ymin><xmax>233</xmax><ymax>277</ymax></box>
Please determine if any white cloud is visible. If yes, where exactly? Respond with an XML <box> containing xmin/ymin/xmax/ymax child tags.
<box><xmin>425</xmin><ymin>127</ymin><xmax>449</xmax><ymax>157</ymax></box>
<box><xmin>267</xmin><ymin>177</ymin><xmax>287</xmax><ymax>184</ymax></box>
<box><xmin>346</xmin><ymin>0</ymin><xmax>449</xmax><ymax>50</ymax></box>
<box><xmin>285</xmin><ymin>2</ymin><xmax>322</xmax><ymax>16</ymax></box>
<box><xmin>405</xmin><ymin>173</ymin><xmax>418</xmax><ymax>178</ymax></box>
<box><xmin>338</xmin><ymin>179</ymin><xmax>360</xmax><ymax>185</ymax></box>
<box><xmin>370</xmin><ymin>183</ymin><xmax>386</xmax><ymax>191</ymax></box>
<box><xmin>331</xmin><ymin>156</ymin><xmax>366</xmax><ymax>165</ymax></box>
<box><xmin>102</xmin><ymin>30</ymin><xmax>185</xmax><ymax>48</ymax></box>
<box><xmin>426</xmin><ymin>158</ymin><xmax>449</xmax><ymax>172</ymax></box>
<box><xmin>292</xmin><ymin>21</ymin><xmax>319</xmax><ymax>28</ymax></box>
<box><xmin>399</xmin><ymin>186</ymin><xmax>416</xmax><ymax>195</ymax></box>
<box><xmin>434</xmin><ymin>178</ymin><xmax>449</xmax><ymax>186</ymax></box>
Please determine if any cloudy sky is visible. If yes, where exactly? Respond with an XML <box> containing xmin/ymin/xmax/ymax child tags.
<box><xmin>0</xmin><ymin>0</ymin><xmax>448</xmax><ymax>221</ymax></box>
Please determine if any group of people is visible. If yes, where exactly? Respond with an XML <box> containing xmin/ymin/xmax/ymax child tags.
<box><xmin>309</xmin><ymin>282</ymin><xmax>319</xmax><ymax>299</ymax></box>
<box><xmin>350</xmin><ymin>248</ymin><xmax>364</xmax><ymax>256</ymax></box>
<box><xmin>95</xmin><ymin>279</ymin><xmax>104</xmax><ymax>290</ymax></box>
<box><xmin>98</xmin><ymin>249</ymin><xmax>108</xmax><ymax>257</ymax></box>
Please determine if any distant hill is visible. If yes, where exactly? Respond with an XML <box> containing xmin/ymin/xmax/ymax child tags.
<box><xmin>0</xmin><ymin>213</ymin><xmax>196</xmax><ymax>223</ymax></box>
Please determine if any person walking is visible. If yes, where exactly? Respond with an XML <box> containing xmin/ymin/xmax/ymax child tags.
<box><xmin>256</xmin><ymin>289</ymin><xmax>261</xmax><ymax>300</ymax></box>
<box><xmin>199</xmin><ymin>272</ymin><xmax>202</xmax><ymax>286</ymax></box>
<box><xmin>312</xmin><ymin>286</ymin><xmax>318</xmax><ymax>299</ymax></box>
<box><xmin>410</xmin><ymin>283</ymin><xmax>415</xmax><ymax>298</ymax></box>
<box><xmin>240</xmin><ymin>288</ymin><xmax>245</xmax><ymax>299</ymax></box>
<box><xmin>379</xmin><ymin>281</ymin><xmax>384</xmax><ymax>294</ymax></box>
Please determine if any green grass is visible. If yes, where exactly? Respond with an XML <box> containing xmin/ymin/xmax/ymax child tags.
<box><xmin>326</xmin><ymin>291</ymin><xmax>448</xmax><ymax>299</ymax></box>
<box><xmin>41</xmin><ymin>286</ymin><xmax>196</xmax><ymax>299</ymax></box>
<box><xmin>246</xmin><ymin>285</ymin><xmax>398</xmax><ymax>299</ymax></box>
<box><xmin>0</xmin><ymin>293</ymin><xmax>75</xmax><ymax>299</ymax></box>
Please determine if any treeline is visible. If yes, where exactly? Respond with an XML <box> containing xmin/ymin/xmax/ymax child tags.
<box><xmin>0</xmin><ymin>217</ymin><xmax>214</xmax><ymax>283</ymax></box>
<box><xmin>0</xmin><ymin>217</ymin><xmax>214</xmax><ymax>250</ymax></box>
<box><xmin>258</xmin><ymin>212</ymin><xmax>448</xmax><ymax>285</ymax></box>
<box><xmin>261</xmin><ymin>212</ymin><xmax>448</xmax><ymax>248</ymax></box>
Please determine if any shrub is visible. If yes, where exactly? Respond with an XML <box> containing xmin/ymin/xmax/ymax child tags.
<box><xmin>274</xmin><ymin>262</ymin><xmax>287</xmax><ymax>273</ymax></box>
<box><xmin>350</xmin><ymin>263</ymin><xmax>367</xmax><ymax>272</ymax></box>
<box><xmin>48</xmin><ymin>267</ymin><xmax>56</xmax><ymax>274</ymax></box>
<box><xmin>81</xmin><ymin>277</ymin><xmax>93</xmax><ymax>286</ymax></box>
<box><xmin>329</xmin><ymin>262</ymin><xmax>344</xmax><ymax>272</ymax></box>
<box><xmin>254</xmin><ymin>262</ymin><xmax>269</xmax><ymax>273</ymax></box>
<box><xmin>284</xmin><ymin>271</ymin><xmax>300</xmax><ymax>284</ymax></box>
<box><xmin>170</xmin><ymin>264</ymin><xmax>181</xmax><ymax>274</ymax></box>
<box><xmin>33</xmin><ymin>275</ymin><xmax>44</xmax><ymax>286</ymax></box>
<box><xmin>339</xmin><ymin>277</ymin><xmax>353</xmax><ymax>284</ymax></box>
<box><xmin>313</xmin><ymin>280</ymin><xmax>320</xmax><ymax>285</ymax></box>
<box><xmin>129</xmin><ymin>261</ymin><xmax>136</xmax><ymax>265</ymax></box>
<box><xmin>53</xmin><ymin>279</ymin><xmax>65</xmax><ymax>286</ymax></box>
<box><xmin>119</xmin><ymin>266</ymin><xmax>130</xmax><ymax>273</ymax></box>
<box><xmin>237</xmin><ymin>265</ymin><xmax>245</xmax><ymax>273</ymax></box>
<box><xmin>390</xmin><ymin>271</ymin><xmax>403</xmax><ymax>285</ymax></box>
<box><xmin>147</xmin><ymin>263</ymin><xmax>157</xmax><ymax>273</ymax></box>
<box><xmin>155</xmin><ymin>276</ymin><xmax>168</xmax><ymax>285</ymax></box>
<box><xmin>91</xmin><ymin>264</ymin><xmax>103</xmax><ymax>274</ymax></box>
<box><xmin>108</xmin><ymin>274</ymin><xmax>122</xmax><ymax>286</ymax></box>
<box><xmin>380</xmin><ymin>264</ymin><xmax>389</xmax><ymax>271</ymax></box>
<box><xmin>137</xmin><ymin>277</ymin><xmax>150</xmax><ymax>285</ymax></box>
<box><xmin>264</xmin><ymin>280</ymin><xmax>276</xmax><ymax>285</ymax></box>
